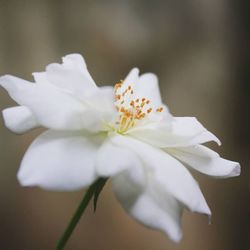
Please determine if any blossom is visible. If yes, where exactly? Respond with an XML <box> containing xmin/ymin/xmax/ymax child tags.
<box><xmin>0</xmin><ymin>54</ymin><xmax>240</xmax><ymax>242</ymax></box>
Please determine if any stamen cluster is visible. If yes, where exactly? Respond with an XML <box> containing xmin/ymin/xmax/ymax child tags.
<box><xmin>114</xmin><ymin>80</ymin><xmax>163</xmax><ymax>133</ymax></box>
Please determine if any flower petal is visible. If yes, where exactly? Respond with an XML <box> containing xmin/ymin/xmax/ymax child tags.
<box><xmin>62</xmin><ymin>54</ymin><xmax>96</xmax><ymax>85</ymax></box>
<box><xmin>0</xmin><ymin>75</ymin><xmax>104</xmax><ymax>131</ymax></box>
<box><xmin>45</xmin><ymin>64</ymin><xmax>96</xmax><ymax>98</ymax></box>
<box><xmin>96</xmin><ymin>137</ymin><xmax>143</xmax><ymax>178</ymax></box>
<box><xmin>110</xmin><ymin>135</ymin><xmax>211</xmax><ymax>215</ymax></box>
<box><xmin>167</xmin><ymin>145</ymin><xmax>240</xmax><ymax>178</ymax></box>
<box><xmin>113</xmin><ymin>169</ymin><xmax>183</xmax><ymax>242</ymax></box>
<box><xmin>123</xmin><ymin>68</ymin><xmax>139</xmax><ymax>87</ymax></box>
<box><xmin>33</xmin><ymin>54</ymin><xmax>97</xmax><ymax>100</ymax></box>
<box><xmin>122</xmin><ymin>69</ymin><xmax>164</xmax><ymax>108</ymax></box>
<box><xmin>136</xmin><ymin>73</ymin><xmax>162</xmax><ymax>108</ymax></box>
<box><xmin>2</xmin><ymin>106</ymin><xmax>38</xmax><ymax>134</ymax></box>
<box><xmin>128</xmin><ymin>117</ymin><xmax>221</xmax><ymax>147</ymax></box>
<box><xmin>84</xmin><ymin>86</ymin><xmax>117</xmax><ymax>124</ymax></box>
<box><xmin>18</xmin><ymin>130</ymin><xmax>104</xmax><ymax>191</ymax></box>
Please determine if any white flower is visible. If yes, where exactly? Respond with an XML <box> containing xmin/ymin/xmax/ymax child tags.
<box><xmin>0</xmin><ymin>54</ymin><xmax>240</xmax><ymax>242</ymax></box>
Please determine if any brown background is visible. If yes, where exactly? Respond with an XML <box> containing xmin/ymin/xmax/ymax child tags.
<box><xmin>0</xmin><ymin>1</ymin><xmax>249</xmax><ymax>249</ymax></box>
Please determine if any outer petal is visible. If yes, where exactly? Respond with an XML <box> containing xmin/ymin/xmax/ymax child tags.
<box><xmin>96</xmin><ymin>138</ymin><xmax>143</xmax><ymax>181</ymax></box>
<box><xmin>128</xmin><ymin>117</ymin><xmax>221</xmax><ymax>148</ymax></box>
<box><xmin>0</xmin><ymin>75</ymin><xmax>105</xmax><ymax>131</ymax></box>
<box><xmin>18</xmin><ymin>130</ymin><xmax>104</xmax><ymax>191</ymax></box>
<box><xmin>62</xmin><ymin>54</ymin><xmax>96</xmax><ymax>85</ymax></box>
<box><xmin>2</xmin><ymin>106</ymin><xmax>38</xmax><ymax>133</ymax></box>
<box><xmin>110</xmin><ymin>135</ymin><xmax>211</xmax><ymax>215</ymax></box>
<box><xmin>167</xmin><ymin>145</ymin><xmax>240</xmax><ymax>178</ymax></box>
<box><xmin>112</xmin><ymin>169</ymin><xmax>183</xmax><ymax>242</ymax></box>
<box><xmin>45</xmin><ymin>64</ymin><xmax>96</xmax><ymax>99</ymax></box>
<box><xmin>33</xmin><ymin>54</ymin><xmax>97</xmax><ymax>100</ymax></box>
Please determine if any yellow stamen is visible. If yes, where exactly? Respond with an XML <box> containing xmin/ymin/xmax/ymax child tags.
<box><xmin>156</xmin><ymin>107</ymin><xmax>164</xmax><ymax>112</ymax></box>
<box><xmin>113</xmin><ymin>80</ymin><xmax>164</xmax><ymax>133</ymax></box>
<box><xmin>147</xmin><ymin>108</ymin><xmax>152</xmax><ymax>114</ymax></box>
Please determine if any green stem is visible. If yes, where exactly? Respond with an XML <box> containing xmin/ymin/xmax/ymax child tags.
<box><xmin>55</xmin><ymin>178</ymin><xmax>106</xmax><ymax>250</ymax></box>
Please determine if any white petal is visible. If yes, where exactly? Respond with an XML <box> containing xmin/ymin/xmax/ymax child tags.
<box><xmin>32</xmin><ymin>72</ymin><xmax>49</xmax><ymax>84</ymax></box>
<box><xmin>128</xmin><ymin>117</ymin><xmax>221</xmax><ymax>148</ymax></box>
<box><xmin>0</xmin><ymin>75</ymin><xmax>103</xmax><ymax>131</ymax></box>
<box><xmin>117</xmin><ymin>69</ymin><xmax>171</xmax><ymax>123</ymax></box>
<box><xmin>45</xmin><ymin>64</ymin><xmax>96</xmax><ymax>99</ymax></box>
<box><xmin>113</xmin><ymin>170</ymin><xmax>183</xmax><ymax>242</ymax></box>
<box><xmin>2</xmin><ymin>106</ymin><xmax>38</xmax><ymax>133</ymax></box>
<box><xmin>84</xmin><ymin>86</ymin><xmax>117</xmax><ymax>124</ymax></box>
<box><xmin>135</xmin><ymin>73</ymin><xmax>162</xmax><ymax>108</ymax></box>
<box><xmin>167</xmin><ymin>145</ymin><xmax>240</xmax><ymax>178</ymax></box>
<box><xmin>110</xmin><ymin>135</ymin><xmax>211</xmax><ymax>215</ymax></box>
<box><xmin>123</xmin><ymin>68</ymin><xmax>139</xmax><ymax>88</ymax></box>
<box><xmin>33</xmin><ymin>54</ymin><xmax>97</xmax><ymax>100</ymax></box>
<box><xmin>62</xmin><ymin>54</ymin><xmax>96</xmax><ymax>85</ymax></box>
<box><xmin>96</xmin><ymin>138</ymin><xmax>143</xmax><ymax>180</ymax></box>
<box><xmin>121</xmin><ymin>69</ymin><xmax>163</xmax><ymax>108</ymax></box>
<box><xmin>18</xmin><ymin>130</ymin><xmax>104</xmax><ymax>191</ymax></box>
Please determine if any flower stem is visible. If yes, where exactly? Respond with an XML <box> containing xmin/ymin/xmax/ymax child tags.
<box><xmin>55</xmin><ymin>178</ymin><xmax>107</xmax><ymax>250</ymax></box>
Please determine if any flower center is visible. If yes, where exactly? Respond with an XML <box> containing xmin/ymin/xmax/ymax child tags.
<box><xmin>111</xmin><ymin>80</ymin><xmax>163</xmax><ymax>134</ymax></box>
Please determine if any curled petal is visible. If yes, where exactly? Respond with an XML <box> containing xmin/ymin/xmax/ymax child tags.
<box><xmin>113</xmin><ymin>169</ymin><xmax>183</xmax><ymax>242</ymax></box>
<box><xmin>2</xmin><ymin>106</ymin><xmax>38</xmax><ymax>134</ymax></box>
<box><xmin>0</xmin><ymin>75</ymin><xmax>108</xmax><ymax>131</ymax></box>
<box><xmin>167</xmin><ymin>145</ymin><xmax>240</xmax><ymax>178</ymax></box>
<box><xmin>128</xmin><ymin>117</ymin><xmax>221</xmax><ymax>148</ymax></box>
<box><xmin>18</xmin><ymin>130</ymin><xmax>104</xmax><ymax>191</ymax></box>
<box><xmin>33</xmin><ymin>54</ymin><xmax>97</xmax><ymax>100</ymax></box>
<box><xmin>45</xmin><ymin>62</ymin><xmax>96</xmax><ymax>99</ymax></box>
<box><xmin>110</xmin><ymin>135</ymin><xmax>211</xmax><ymax>215</ymax></box>
<box><xmin>62</xmin><ymin>54</ymin><xmax>96</xmax><ymax>85</ymax></box>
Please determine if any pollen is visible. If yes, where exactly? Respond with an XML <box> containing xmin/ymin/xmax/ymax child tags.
<box><xmin>115</xmin><ymin>94</ymin><xmax>121</xmax><ymax>100</ymax></box>
<box><xmin>147</xmin><ymin>108</ymin><xmax>152</xmax><ymax>114</ymax></box>
<box><xmin>156</xmin><ymin>107</ymin><xmax>164</xmax><ymax>112</ymax></box>
<box><xmin>113</xmin><ymin>80</ymin><xmax>164</xmax><ymax>133</ymax></box>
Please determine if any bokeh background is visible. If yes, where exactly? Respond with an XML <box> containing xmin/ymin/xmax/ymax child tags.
<box><xmin>0</xmin><ymin>0</ymin><xmax>249</xmax><ymax>249</ymax></box>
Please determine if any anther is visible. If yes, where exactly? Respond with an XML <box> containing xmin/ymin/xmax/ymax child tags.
<box><xmin>147</xmin><ymin>108</ymin><xmax>152</xmax><ymax>114</ymax></box>
<box><xmin>116</xmin><ymin>95</ymin><xmax>121</xmax><ymax>100</ymax></box>
<box><xmin>156</xmin><ymin>107</ymin><xmax>164</xmax><ymax>112</ymax></box>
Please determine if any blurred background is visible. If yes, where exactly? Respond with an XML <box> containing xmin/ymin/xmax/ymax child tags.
<box><xmin>0</xmin><ymin>0</ymin><xmax>249</xmax><ymax>249</ymax></box>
